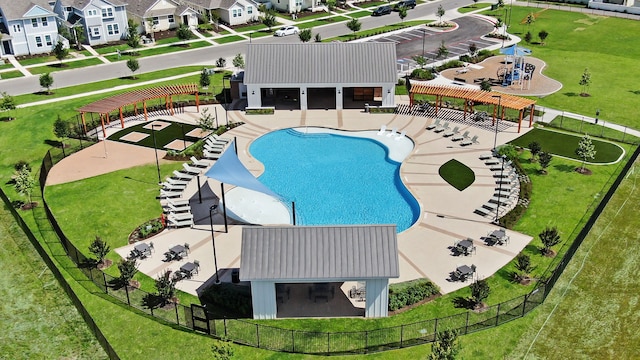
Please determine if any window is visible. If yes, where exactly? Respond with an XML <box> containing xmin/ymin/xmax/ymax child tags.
<box><xmin>66</xmin><ymin>6</ymin><xmax>73</xmax><ymax>11</ymax></box>
<box><xmin>91</xmin><ymin>26</ymin><xmax>100</xmax><ymax>37</ymax></box>
<box><xmin>232</xmin><ymin>9</ymin><xmax>237</xmax><ymax>18</ymax></box>
<box><xmin>168</xmin><ymin>15</ymin><xmax>174</xmax><ymax>23</ymax></box>
<box><xmin>107</xmin><ymin>24</ymin><xmax>119</xmax><ymax>35</ymax></box>
<box><xmin>237</xmin><ymin>8</ymin><xmax>242</xmax><ymax>17</ymax></box>
<box><xmin>13</xmin><ymin>24</ymin><xmax>21</xmax><ymax>33</ymax></box>
<box><xmin>35</xmin><ymin>36</ymin><xmax>43</xmax><ymax>47</ymax></box>
<box><xmin>247</xmin><ymin>6</ymin><xmax>253</xmax><ymax>14</ymax></box>
<box><xmin>101</xmin><ymin>7</ymin><xmax>113</xmax><ymax>17</ymax></box>
<box><xmin>32</xmin><ymin>18</ymin><xmax>38</xmax><ymax>28</ymax></box>
<box><xmin>87</xmin><ymin>9</ymin><xmax>98</xmax><ymax>16</ymax></box>
<box><xmin>45</xmin><ymin>35</ymin><xmax>52</xmax><ymax>46</ymax></box>
<box><xmin>152</xmin><ymin>17</ymin><xmax>159</xmax><ymax>25</ymax></box>
<box><xmin>42</xmin><ymin>17</ymin><xmax>48</xmax><ymax>26</ymax></box>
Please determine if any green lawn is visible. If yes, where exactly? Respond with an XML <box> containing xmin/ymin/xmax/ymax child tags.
<box><xmin>28</xmin><ymin>58</ymin><xmax>105</xmax><ymax>75</ymax></box>
<box><xmin>510</xmin><ymin>128</ymin><xmax>624</xmax><ymax>163</ymax></box>
<box><xmin>94</xmin><ymin>44</ymin><xmax>130</xmax><ymax>55</ymax></box>
<box><xmin>457</xmin><ymin>3</ymin><xmax>491</xmax><ymax>13</ymax></box>
<box><xmin>0</xmin><ymin>70</ymin><xmax>24</xmax><ymax>79</ymax></box>
<box><xmin>214</xmin><ymin>35</ymin><xmax>246</xmax><ymax>44</ymax></box>
<box><xmin>439</xmin><ymin>159</ymin><xmax>475</xmax><ymax>191</ymax></box>
<box><xmin>548</xmin><ymin>115</ymin><xmax>640</xmax><ymax>144</ymax></box>
<box><xmin>104</xmin><ymin>42</ymin><xmax>211</xmax><ymax>62</ymax></box>
<box><xmin>0</xmin><ymin>62</ymin><xmax>14</xmax><ymax>70</ymax></box>
<box><xmin>349</xmin><ymin>10</ymin><xmax>373</xmax><ymax>18</ymax></box>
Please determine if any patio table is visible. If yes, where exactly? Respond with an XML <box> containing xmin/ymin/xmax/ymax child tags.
<box><xmin>457</xmin><ymin>239</ymin><xmax>474</xmax><ymax>256</ymax></box>
<box><xmin>134</xmin><ymin>243</ymin><xmax>151</xmax><ymax>258</ymax></box>
<box><xmin>180</xmin><ymin>262</ymin><xmax>197</xmax><ymax>278</ymax></box>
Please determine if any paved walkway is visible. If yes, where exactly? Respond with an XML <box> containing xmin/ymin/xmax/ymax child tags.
<box><xmin>4</xmin><ymin>55</ymin><xmax>31</xmax><ymax>77</ymax></box>
<box><xmin>82</xmin><ymin>45</ymin><xmax>110</xmax><ymax>64</ymax></box>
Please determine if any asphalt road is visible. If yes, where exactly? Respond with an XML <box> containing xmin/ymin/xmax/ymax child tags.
<box><xmin>2</xmin><ymin>0</ymin><xmax>478</xmax><ymax>96</ymax></box>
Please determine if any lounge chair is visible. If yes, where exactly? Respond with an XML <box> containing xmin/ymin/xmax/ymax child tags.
<box><xmin>478</xmin><ymin>153</ymin><xmax>494</xmax><ymax>160</ymax></box>
<box><xmin>394</xmin><ymin>130</ymin><xmax>406</xmax><ymax>140</ymax></box>
<box><xmin>426</xmin><ymin>119</ymin><xmax>441</xmax><ymax>130</ymax></box>
<box><xmin>190</xmin><ymin>156</ymin><xmax>210</xmax><ymax>168</ymax></box>
<box><xmin>182</xmin><ymin>163</ymin><xmax>202</xmax><ymax>175</ymax></box>
<box><xmin>377</xmin><ymin>125</ymin><xmax>387</xmax><ymax>136</ymax></box>
<box><xmin>386</xmin><ymin>127</ymin><xmax>398</xmax><ymax>137</ymax></box>
<box><xmin>460</xmin><ymin>135</ymin><xmax>478</xmax><ymax>146</ymax></box>
<box><xmin>485</xmin><ymin>158</ymin><xmax>501</xmax><ymax>165</ymax></box>
<box><xmin>443</xmin><ymin>126</ymin><xmax>459</xmax><ymax>138</ymax></box>
<box><xmin>433</xmin><ymin>121</ymin><xmax>450</xmax><ymax>133</ymax></box>
<box><xmin>204</xmin><ymin>142</ymin><xmax>224</xmax><ymax>152</ymax></box>
<box><xmin>166</xmin><ymin>201</ymin><xmax>190</xmax><ymax>213</ymax></box>
<box><xmin>172</xmin><ymin>170</ymin><xmax>194</xmax><ymax>180</ymax></box>
<box><xmin>167</xmin><ymin>198</ymin><xmax>189</xmax><ymax>207</ymax></box>
<box><xmin>452</xmin><ymin>130</ymin><xmax>469</xmax><ymax>142</ymax></box>
<box><xmin>203</xmin><ymin>150</ymin><xmax>220</xmax><ymax>160</ymax></box>
<box><xmin>162</xmin><ymin>182</ymin><xmax>186</xmax><ymax>191</ymax></box>
<box><xmin>208</xmin><ymin>134</ymin><xmax>230</xmax><ymax>143</ymax></box>
<box><xmin>167</xmin><ymin>214</ymin><xmax>193</xmax><ymax>228</ymax></box>
<box><xmin>160</xmin><ymin>189</ymin><xmax>183</xmax><ymax>199</ymax></box>
<box><xmin>165</xmin><ymin>177</ymin><xmax>189</xmax><ymax>186</ymax></box>
<box><xmin>205</xmin><ymin>137</ymin><xmax>226</xmax><ymax>148</ymax></box>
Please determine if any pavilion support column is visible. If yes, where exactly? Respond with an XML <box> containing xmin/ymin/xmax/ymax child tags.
<box><xmin>164</xmin><ymin>95</ymin><xmax>169</xmax><ymax>112</ymax></box>
<box><xmin>81</xmin><ymin>112</ymin><xmax>87</xmax><ymax>133</ymax></box>
<box><xmin>529</xmin><ymin>105</ymin><xmax>535</xmax><ymax>127</ymax></box>
<box><xmin>463</xmin><ymin>100</ymin><xmax>468</xmax><ymax>120</ymax></box>
<box><xmin>143</xmin><ymin>101</ymin><xmax>148</xmax><ymax>121</ymax></box>
<box><xmin>518</xmin><ymin>110</ymin><xmax>524</xmax><ymax>133</ymax></box>
<box><xmin>99</xmin><ymin>114</ymin><xmax>106</xmax><ymax>138</ymax></box>
<box><xmin>409</xmin><ymin>92</ymin><xmax>414</xmax><ymax>107</ymax></box>
<box><xmin>119</xmin><ymin>107</ymin><xmax>124</xmax><ymax>128</ymax></box>
<box><xmin>134</xmin><ymin>103</ymin><xmax>138</xmax><ymax>116</ymax></box>
<box><xmin>105</xmin><ymin>113</ymin><xmax>111</xmax><ymax>125</ymax></box>
<box><xmin>169</xmin><ymin>95</ymin><xmax>174</xmax><ymax>115</ymax></box>
<box><xmin>195</xmin><ymin>92</ymin><xmax>200</xmax><ymax>112</ymax></box>
<box><xmin>435</xmin><ymin>95</ymin><xmax>440</xmax><ymax>116</ymax></box>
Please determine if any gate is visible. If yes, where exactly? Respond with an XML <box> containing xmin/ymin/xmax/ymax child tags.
<box><xmin>191</xmin><ymin>304</ymin><xmax>210</xmax><ymax>334</ymax></box>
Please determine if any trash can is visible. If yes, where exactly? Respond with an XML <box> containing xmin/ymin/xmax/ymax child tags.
<box><xmin>365</xmin><ymin>103</ymin><xmax>370</xmax><ymax>113</ymax></box>
<box><xmin>231</xmin><ymin>269</ymin><xmax>240</xmax><ymax>283</ymax></box>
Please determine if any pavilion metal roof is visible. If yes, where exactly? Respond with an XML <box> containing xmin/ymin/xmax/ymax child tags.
<box><xmin>77</xmin><ymin>84</ymin><xmax>199</xmax><ymax>114</ymax></box>
<box><xmin>240</xmin><ymin>225</ymin><xmax>400</xmax><ymax>282</ymax></box>
<box><xmin>410</xmin><ymin>84</ymin><xmax>536</xmax><ymax>110</ymax></box>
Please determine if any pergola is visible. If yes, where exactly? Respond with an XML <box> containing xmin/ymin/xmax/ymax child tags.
<box><xmin>77</xmin><ymin>84</ymin><xmax>200</xmax><ymax>137</ymax></box>
<box><xmin>409</xmin><ymin>84</ymin><xmax>536</xmax><ymax>133</ymax></box>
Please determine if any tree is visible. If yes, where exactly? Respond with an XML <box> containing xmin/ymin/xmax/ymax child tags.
<box><xmin>436</xmin><ymin>40</ymin><xmax>449</xmax><ymax>59</ymax></box>
<box><xmin>298</xmin><ymin>28</ymin><xmax>312</xmax><ymax>42</ymax></box>
<box><xmin>412</xmin><ymin>55</ymin><xmax>427</xmax><ymax>69</ymax></box>
<box><xmin>428</xmin><ymin>329</ymin><xmax>460</xmax><ymax>360</ymax></box>
<box><xmin>155</xmin><ymin>270</ymin><xmax>177</xmax><ymax>306</ymax></box>
<box><xmin>117</xmin><ymin>258</ymin><xmax>138</xmax><ymax>288</ymax></box>
<box><xmin>72</xmin><ymin>25</ymin><xmax>85</xmax><ymax>50</ymax></box>
<box><xmin>209</xmin><ymin>11</ymin><xmax>221</xmax><ymax>31</ymax></box>
<box><xmin>53</xmin><ymin>41</ymin><xmax>69</xmax><ymax>65</ymax></box>
<box><xmin>468</xmin><ymin>42</ymin><xmax>478</xmax><ymax>60</ymax></box>
<box><xmin>398</xmin><ymin>7</ymin><xmax>407</xmax><ymax>22</ymax></box>
<box><xmin>314</xmin><ymin>33</ymin><xmax>322</xmax><ymax>42</ymax></box>
<box><xmin>346</xmin><ymin>18</ymin><xmax>361</xmax><ymax>37</ymax></box>
<box><xmin>14</xmin><ymin>166</ymin><xmax>36</xmax><ymax>208</ymax></box>
<box><xmin>199</xmin><ymin>68</ymin><xmax>211</xmax><ymax>93</ymax></box>
<box><xmin>470</xmin><ymin>279</ymin><xmax>490</xmax><ymax>307</ymax></box>
<box><xmin>211</xmin><ymin>338</ymin><xmax>235</xmax><ymax>360</ymax></box>
<box><xmin>39</xmin><ymin>73</ymin><xmax>54</xmax><ymax>94</ymax></box>
<box><xmin>538</xmin><ymin>29</ymin><xmax>549</xmax><ymax>45</ymax></box>
<box><xmin>88</xmin><ymin>236</ymin><xmax>110</xmax><ymax>266</ymax></box>
<box><xmin>579</xmin><ymin>68</ymin><xmax>591</xmax><ymax>96</ymax></box>
<box><xmin>480</xmin><ymin>79</ymin><xmax>492</xmax><ymax>92</ymax></box>
<box><xmin>126</xmin><ymin>58</ymin><xmax>140</xmax><ymax>79</ymax></box>
<box><xmin>53</xmin><ymin>115</ymin><xmax>71</xmax><ymax>150</ymax></box>
<box><xmin>176</xmin><ymin>23</ymin><xmax>193</xmax><ymax>45</ymax></box>
<box><xmin>437</xmin><ymin>5</ymin><xmax>445</xmax><ymax>24</ymax></box>
<box><xmin>232</xmin><ymin>53</ymin><xmax>244</xmax><ymax>69</ymax></box>
<box><xmin>539</xmin><ymin>226</ymin><xmax>561</xmax><ymax>255</ymax></box>
<box><xmin>526</xmin><ymin>12</ymin><xmax>535</xmax><ymax>28</ymax></box>
<box><xmin>524</xmin><ymin>31</ymin><xmax>532</xmax><ymax>44</ymax></box>
<box><xmin>0</xmin><ymin>91</ymin><xmax>17</xmax><ymax>120</ymax></box>
<box><xmin>575</xmin><ymin>134</ymin><xmax>596</xmax><ymax>173</ymax></box>
<box><xmin>127</xmin><ymin>19</ymin><xmax>141</xmax><ymax>49</ymax></box>
<box><xmin>216</xmin><ymin>57</ymin><xmax>226</xmax><ymax>68</ymax></box>
<box><xmin>538</xmin><ymin>151</ymin><xmax>552</xmax><ymax>174</ymax></box>
<box><xmin>326</xmin><ymin>0</ymin><xmax>337</xmax><ymax>11</ymax></box>
<box><xmin>199</xmin><ymin>107</ymin><xmax>215</xmax><ymax>130</ymax></box>
<box><xmin>260</xmin><ymin>10</ymin><xmax>277</xmax><ymax>32</ymax></box>
<box><xmin>514</xmin><ymin>253</ymin><xmax>533</xmax><ymax>274</ymax></box>
<box><xmin>528</xmin><ymin>141</ymin><xmax>541</xmax><ymax>162</ymax></box>
<box><xmin>494</xmin><ymin>18</ymin><xmax>503</xmax><ymax>33</ymax></box>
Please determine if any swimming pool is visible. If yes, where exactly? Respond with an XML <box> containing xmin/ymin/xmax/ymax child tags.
<box><xmin>249</xmin><ymin>128</ymin><xmax>420</xmax><ymax>232</ymax></box>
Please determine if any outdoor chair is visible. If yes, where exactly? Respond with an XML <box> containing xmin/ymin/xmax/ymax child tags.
<box><xmin>190</xmin><ymin>156</ymin><xmax>209</xmax><ymax>168</ymax></box>
<box><xmin>172</xmin><ymin>170</ymin><xmax>194</xmax><ymax>180</ymax></box>
<box><xmin>395</xmin><ymin>130</ymin><xmax>406</xmax><ymax>140</ymax></box>
<box><xmin>162</xmin><ymin>182</ymin><xmax>186</xmax><ymax>191</ymax></box>
<box><xmin>184</xmin><ymin>243</ymin><xmax>190</xmax><ymax>254</ymax></box>
<box><xmin>203</xmin><ymin>150</ymin><xmax>221</xmax><ymax>160</ymax></box>
<box><xmin>205</xmin><ymin>138</ymin><xmax>225</xmax><ymax>149</ymax></box>
<box><xmin>433</xmin><ymin>121</ymin><xmax>450</xmax><ymax>133</ymax></box>
<box><xmin>452</xmin><ymin>130</ymin><xmax>469</xmax><ymax>142</ymax></box>
<box><xmin>386</xmin><ymin>127</ymin><xmax>398</xmax><ymax>137</ymax></box>
<box><xmin>426</xmin><ymin>119</ymin><xmax>441</xmax><ymax>130</ymax></box>
<box><xmin>182</xmin><ymin>163</ymin><xmax>202</xmax><ymax>175</ymax></box>
<box><xmin>194</xmin><ymin>260</ymin><xmax>200</xmax><ymax>273</ymax></box>
<box><xmin>160</xmin><ymin>189</ymin><xmax>183</xmax><ymax>199</ymax></box>
<box><xmin>149</xmin><ymin>242</ymin><xmax>154</xmax><ymax>252</ymax></box>
<box><xmin>443</xmin><ymin>126</ymin><xmax>459</xmax><ymax>138</ymax></box>
<box><xmin>165</xmin><ymin>177</ymin><xmax>189</xmax><ymax>186</ymax></box>
<box><xmin>377</xmin><ymin>125</ymin><xmax>387</xmax><ymax>136</ymax></box>
<box><xmin>208</xmin><ymin>134</ymin><xmax>231</xmax><ymax>143</ymax></box>
<box><xmin>204</xmin><ymin>143</ymin><xmax>223</xmax><ymax>153</ymax></box>
<box><xmin>460</xmin><ymin>135</ymin><xmax>478</xmax><ymax>146</ymax></box>
<box><xmin>478</xmin><ymin>153</ymin><xmax>493</xmax><ymax>160</ymax></box>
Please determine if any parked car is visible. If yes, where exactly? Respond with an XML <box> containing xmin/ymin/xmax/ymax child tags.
<box><xmin>372</xmin><ymin>5</ymin><xmax>392</xmax><ymax>16</ymax></box>
<box><xmin>274</xmin><ymin>26</ymin><xmax>300</xmax><ymax>37</ymax></box>
<box><xmin>393</xmin><ymin>0</ymin><xmax>416</xmax><ymax>10</ymax></box>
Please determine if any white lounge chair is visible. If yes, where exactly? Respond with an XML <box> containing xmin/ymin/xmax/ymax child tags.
<box><xmin>190</xmin><ymin>156</ymin><xmax>210</xmax><ymax>168</ymax></box>
<box><xmin>443</xmin><ymin>126</ymin><xmax>459</xmax><ymax>138</ymax></box>
<box><xmin>172</xmin><ymin>170</ymin><xmax>194</xmax><ymax>180</ymax></box>
<box><xmin>460</xmin><ymin>135</ymin><xmax>478</xmax><ymax>146</ymax></box>
<box><xmin>160</xmin><ymin>189</ymin><xmax>183</xmax><ymax>199</ymax></box>
<box><xmin>485</xmin><ymin>158</ymin><xmax>501</xmax><ymax>166</ymax></box>
<box><xmin>167</xmin><ymin>198</ymin><xmax>189</xmax><ymax>207</ymax></box>
<box><xmin>166</xmin><ymin>202</ymin><xmax>191</xmax><ymax>213</ymax></box>
<box><xmin>167</xmin><ymin>214</ymin><xmax>193</xmax><ymax>228</ymax></box>
<box><xmin>386</xmin><ymin>127</ymin><xmax>398</xmax><ymax>137</ymax></box>
<box><xmin>203</xmin><ymin>150</ymin><xmax>220</xmax><ymax>160</ymax></box>
<box><xmin>426</xmin><ymin>119</ymin><xmax>441</xmax><ymax>130</ymax></box>
<box><xmin>204</xmin><ymin>142</ymin><xmax>224</xmax><ymax>151</ymax></box>
<box><xmin>162</xmin><ymin>182</ymin><xmax>186</xmax><ymax>191</ymax></box>
<box><xmin>182</xmin><ymin>163</ymin><xmax>202</xmax><ymax>175</ymax></box>
<box><xmin>452</xmin><ymin>130</ymin><xmax>469</xmax><ymax>142</ymax></box>
<box><xmin>478</xmin><ymin>153</ymin><xmax>494</xmax><ymax>160</ymax></box>
<box><xmin>205</xmin><ymin>138</ymin><xmax>226</xmax><ymax>148</ymax></box>
<box><xmin>377</xmin><ymin>125</ymin><xmax>387</xmax><ymax>136</ymax></box>
<box><xmin>165</xmin><ymin>177</ymin><xmax>189</xmax><ymax>186</ymax></box>
<box><xmin>394</xmin><ymin>130</ymin><xmax>406</xmax><ymax>141</ymax></box>
<box><xmin>208</xmin><ymin>134</ymin><xmax>230</xmax><ymax>143</ymax></box>
<box><xmin>433</xmin><ymin>122</ymin><xmax>450</xmax><ymax>133</ymax></box>
<box><xmin>168</xmin><ymin>212</ymin><xmax>193</xmax><ymax>221</ymax></box>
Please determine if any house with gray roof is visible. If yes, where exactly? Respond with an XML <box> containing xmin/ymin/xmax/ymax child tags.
<box><xmin>244</xmin><ymin>42</ymin><xmax>397</xmax><ymax>111</ymax></box>
<box><xmin>127</xmin><ymin>0</ymin><xmax>198</xmax><ymax>36</ymax></box>
<box><xmin>184</xmin><ymin>0</ymin><xmax>260</xmax><ymax>26</ymax></box>
<box><xmin>0</xmin><ymin>0</ymin><xmax>63</xmax><ymax>56</ymax></box>
<box><xmin>53</xmin><ymin>0</ymin><xmax>129</xmax><ymax>46</ymax></box>
<box><xmin>240</xmin><ymin>225</ymin><xmax>399</xmax><ymax>319</ymax></box>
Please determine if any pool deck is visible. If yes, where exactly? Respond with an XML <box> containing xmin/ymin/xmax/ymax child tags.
<box><xmin>49</xmin><ymin>101</ymin><xmax>534</xmax><ymax>297</ymax></box>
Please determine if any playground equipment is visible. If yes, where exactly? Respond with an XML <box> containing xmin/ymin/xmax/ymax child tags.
<box><xmin>497</xmin><ymin>44</ymin><xmax>535</xmax><ymax>89</ymax></box>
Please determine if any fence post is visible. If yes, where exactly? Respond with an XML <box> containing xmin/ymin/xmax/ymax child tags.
<box><xmin>256</xmin><ymin>323</ymin><xmax>260</xmax><ymax>348</ymax></box>
<box><xmin>522</xmin><ymin>293</ymin><xmax>529</xmax><ymax>317</ymax></box>
<box><xmin>465</xmin><ymin>311</ymin><xmax>470</xmax><ymax>334</ymax></box>
<box><xmin>495</xmin><ymin>303</ymin><xmax>501</xmax><ymax>326</ymax></box>
<box><xmin>102</xmin><ymin>272</ymin><xmax>108</xmax><ymax>294</ymax></box>
<box><xmin>175</xmin><ymin>302</ymin><xmax>180</xmax><ymax>325</ymax></box>
<box><xmin>400</xmin><ymin>325</ymin><xmax>404</xmax><ymax>348</ymax></box>
<box><xmin>291</xmin><ymin>329</ymin><xmax>295</xmax><ymax>353</ymax></box>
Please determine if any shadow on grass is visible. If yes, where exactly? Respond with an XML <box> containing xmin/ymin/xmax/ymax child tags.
<box><xmin>452</xmin><ymin>296</ymin><xmax>475</xmax><ymax>309</ymax></box>
<box><xmin>628</xmin><ymin>90</ymin><xmax>640</xmax><ymax>95</ymax></box>
<box><xmin>553</xmin><ymin>164</ymin><xmax>575</xmax><ymax>173</ymax></box>
<box><xmin>563</xmin><ymin>92</ymin><xmax>580</xmax><ymax>97</ymax></box>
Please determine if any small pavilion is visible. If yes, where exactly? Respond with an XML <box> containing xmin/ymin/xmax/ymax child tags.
<box><xmin>409</xmin><ymin>84</ymin><xmax>536</xmax><ymax>132</ymax></box>
<box><xmin>77</xmin><ymin>84</ymin><xmax>200</xmax><ymax>137</ymax></box>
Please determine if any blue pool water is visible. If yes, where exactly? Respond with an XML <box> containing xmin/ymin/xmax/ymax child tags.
<box><xmin>249</xmin><ymin>128</ymin><xmax>420</xmax><ymax>232</ymax></box>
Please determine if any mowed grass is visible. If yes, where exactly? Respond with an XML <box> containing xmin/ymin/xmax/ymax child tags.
<box><xmin>510</xmin><ymin>128</ymin><xmax>625</xmax><ymax>163</ymax></box>
<box><xmin>439</xmin><ymin>159</ymin><xmax>475</xmax><ymax>191</ymax></box>
<box><xmin>0</xmin><ymin>205</ymin><xmax>106</xmax><ymax>359</ymax></box>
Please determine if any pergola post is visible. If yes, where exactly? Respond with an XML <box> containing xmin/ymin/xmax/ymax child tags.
<box><xmin>143</xmin><ymin>100</ymin><xmax>148</xmax><ymax>121</ymax></box>
<box><xmin>99</xmin><ymin>113</ymin><xmax>106</xmax><ymax>138</ymax></box>
<box><xmin>409</xmin><ymin>92</ymin><xmax>414</xmax><ymax>107</ymax></box>
<box><xmin>435</xmin><ymin>95</ymin><xmax>440</xmax><ymax>116</ymax></box>
<box><xmin>105</xmin><ymin>112</ymin><xmax>110</xmax><ymax>125</ymax></box>
<box><xmin>134</xmin><ymin>103</ymin><xmax>138</xmax><ymax>116</ymax></box>
<box><xmin>119</xmin><ymin>107</ymin><xmax>124</xmax><ymax>128</ymax></box>
<box><xmin>195</xmin><ymin>91</ymin><xmax>200</xmax><ymax>112</ymax></box>
<box><xmin>81</xmin><ymin>112</ymin><xmax>87</xmax><ymax>133</ymax></box>
<box><xmin>169</xmin><ymin>95</ymin><xmax>174</xmax><ymax>115</ymax></box>
<box><xmin>518</xmin><ymin>110</ymin><xmax>524</xmax><ymax>133</ymax></box>
<box><xmin>463</xmin><ymin>100</ymin><xmax>468</xmax><ymax>120</ymax></box>
<box><xmin>529</xmin><ymin>104</ymin><xmax>535</xmax><ymax>127</ymax></box>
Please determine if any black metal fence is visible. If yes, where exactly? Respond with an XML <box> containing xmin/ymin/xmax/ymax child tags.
<box><xmin>6</xmin><ymin>133</ymin><xmax>637</xmax><ymax>355</ymax></box>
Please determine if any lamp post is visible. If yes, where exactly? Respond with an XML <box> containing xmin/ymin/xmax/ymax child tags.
<box><xmin>222</xmin><ymin>75</ymin><xmax>230</xmax><ymax>126</ymax></box>
<box><xmin>209</xmin><ymin>205</ymin><xmax>220</xmax><ymax>284</ymax></box>
<box><xmin>495</xmin><ymin>155</ymin><xmax>506</xmax><ymax>224</ymax></box>
<box><xmin>249</xmin><ymin>32</ymin><xmax>252</xmax><ymax>43</ymax></box>
<box><xmin>491</xmin><ymin>95</ymin><xmax>502</xmax><ymax>151</ymax></box>
<box><xmin>151</xmin><ymin>123</ymin><xmax>162</xmax><ymax>184</ymax></box>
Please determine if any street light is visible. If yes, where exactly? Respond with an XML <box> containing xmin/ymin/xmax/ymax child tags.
<box><xmin>222</xmin><ymin>75</ymin><xmax>230</xmax><ymax>126</ymax></box>
<box><xmin>209</xmin><ymin>205</ymin><xmax>220</xmax><ymax>284</ymax></box>
<box><xmin>151</xmin><ymin>123</ymin><xmax>162</xmax><ymax>184</ymax></box>
<box><xmin>491</xmin><ymin>95</ymin><xmax>502</xmax><ymax>151</ymax></box>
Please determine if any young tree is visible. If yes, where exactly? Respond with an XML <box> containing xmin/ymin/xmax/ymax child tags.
<box><xmin>216</xmin><ymin>57</ymin><xmax>227</xmax><ymax>68</ymax></box>
<box><xmin>39</xmin><ymin>73</ymin><xmax>54</xmax><ymax>94</ymax></box>
<box><xmin>232</xmin><ymin>53</ymin><xmax>244</xmax><ymax>69</ymax></box>
<box><xmin>176</xmin><ymin>23</ymin><xmax>193</xmax><ymax>45</ymax></box>
<box><xmin>575</xmin><ymin>134</ymin><xmax>596</xmax><ymax>173</ymax></box>
<box><xmin>211</xmin><ymin>338</ymin><xmax>235</xmax><ymax>360</ymax></box>
<box><xmin>314</xmin><ymin>33</ymin><xmax>322</xmax><ymax>42</ymax></box>
<box><xmin>398</xmin><ymin>7</ymin><xmax>407</xmax><ymax>23</ymax></box>
<box><xmin>526</xmin><ymin>12</ymin><xmax>535</xmax><ymax>28</ymax></box>
<box><xmin>494</xmin><ymin>18</ymin><xmax>503</xmax><ymax>33</ymax></box>
<box><xmin>0</xmin><ymin>91</ymin><xmax>17</xmax><ymax>120</ymax></box>
<box><xmin>209</xmin><ymin>11</ymin><xmax>221</xmax><ymax>31</ymax></box>
<box><xmin>538</xmin><ymin>29</ymin><xmax>549</xmax><ymax>45</ymax></box>
<box><xmin>468</xmin><ymin>42</ymin><xmax>478</xmax><ymax>60</ymax></box>
<box><xmin>199</xmin><ymin>68</ymin><xmax>211</xmax><ymax>93</ymax></box>
<box><xmin>436</xmin><ymin>40</ymin><xmax>448</xmax><ymax>59</ymax></box>
<box><xmin>127</xmin><ymin>19</ymin><xmax>141</xmax><ymax>49</ymax></box>
<box><xmin>53</xmin><ymin>41</ymin><xmax>69</xmax><ymax>65</ymax></box>
<box><xmin>437</xmin><ymin>5</ymin><xmax>445</xmax><ymax>24</ymax></box>
<box><xmin>117</xmin><ymin>258</ymin><xmax>138</xmax><ymax>288</ymax></box>
<box><xmin>538</xmin><ymin>151</ymin><xmax>552</xmax><ymax>174</ymax></box>
<box><xmin>472</xmin><ymin>0</ymin><xmax>479</xmax><ymax>6</ymax></box>
<box><xmin>199</xmin><ymin>107</ymin><xmax>215</xmax><ymax>130</ymax></box>
<box><xmin>53</xmin><ymin>115</ymin><xmax>71</xmax><ymax>150</ymax></box>
<box><xmin>346</xmin><ymin>18</ymin><xmax>361</xmax><ymax>37</ymax></box>
<box><xmin>326</xmin><ymin>0</ymin><xmax>337</xmax><ymax>11</ymax></box>
<box><xmin>579</xmin><ymin>68</ymin><xmax>592</xmax><ymax>96</ymax></box>
<box><xmin>88</xmin><ymin>236</ymin><xmax>110</xmax><ymax>266</ymax></box>
<box><xmin>412</xmin><ymin>55</ymin><xmax>427</xmax><ymax>69</ymax></box>
<box><xmin>428</xmin><ymin>329</ymin><xmax>460</xmax><ymax>360</ymax></box>
<box><xmin>539</xmin><ymin>226</ymin><xmax>561</xmax><ymax>255</ymax></box>
<box><xmin>524</xmin><ymin>31</ymin><xmax>532</xmax><ymax>44</ymax></box>
<box><xmin>480</xmin><ymin>79</ymin><xmax>492</xmax><ymax>92</ymax></box>
<box><xmin>528</xmin><ymin>141</ymin><xmax>541</xmax><ymax>162</ymax></box>
<box><xmin>514</xmin><ymin>253</ymin><xmax>533</xmax><ymax>275</ymax></box>
<box><xmin>14</xmin><ymin>166</ymin><xmax>36</xmax><ymax>209</ymax></box>
<box><xmin>126</xmin><ymin>58</ymin><xmax>140</xmax><ymax>79</ymax></box>
<box><xmin>298</xmin><ymin>28</ymin><xmax>312</xmax><ymax>42</ymax></box>
<box><xmin>470</xmin><ymin>278</ymin><xmax>490</xmax><ymax>308</ymax></box>
<box><xmin>72</xmin><ymin>25</ymin><xmax>86</xmax><ymax>50</ymax></box>
<box><xmin>260</xmin><ymin>10</ymin><xmax>277</xmax><ymax>32</ymax></box>
<box><xmin>155</xmin><ymin>270</ymin><xmax>177</xmax><ymax>306</ymax></box>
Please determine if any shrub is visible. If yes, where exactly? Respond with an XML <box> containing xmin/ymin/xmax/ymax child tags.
<box><xmin>14</xmin><ymin>160</ymin><xmax>31</xmax><ymax>172</ymax></box>
<box><xmin>435</xmin><ymin>60</ymin><xmax>464</xmax><ymax>72</ymax></box>
<box><xmin>388</xmin><ymin>279</ymin><xmax>440</xmax><ymax>311</ymax></box>
<box><xmin>410</xmin><ymin>68</ymin><xmax>435</xmax><ymax>80</ymax></box>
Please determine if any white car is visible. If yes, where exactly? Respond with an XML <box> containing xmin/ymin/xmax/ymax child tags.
<box><xmin>274</xmin><ymin>26</ymin><xmax>300</xmax><ymax>37</ymax></box>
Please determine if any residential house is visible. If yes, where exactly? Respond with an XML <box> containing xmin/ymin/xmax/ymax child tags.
<box><xmin>185</xmin><ymin>0</ymin><xmax>260</xmax><ymax>26</ymax></box>
<box><xmin>270</xmin><ymin>0</ymin><xmax>320</xmax><ymax>14</ymax></box>
<box><xmin>53</xmin><ymin>0</ymin><xmax>129</xmax><ymax>46</ymax></box>
<box><xmin>0</xmin><ymin>0</ymin><xmax>61</xmax><ymax>56</ymax></box>
<box><xmin>127</xmin><ymin>0</ymin><xmax>198</xmax><ymax>37</ymax></box>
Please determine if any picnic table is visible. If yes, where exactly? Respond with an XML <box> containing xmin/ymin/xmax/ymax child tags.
<box><xmin>179</xmin><ymin>262</ymin><xmax>198</xmax><ymax>278</ymax></box>
<box><xmin>164</xmin><ymin>244</ymin><xmax>187</xmax><ymax>261</ymax></box>
<box><xmin>489</xmin><ymin>229</ymin><xmax>509</xmax><ymax>245</ymax></box>
<box><xmin>129</xmin><ymin>243</ymin><xmax>151</xmax><ymax>259</ymax></box>
<box><xmin>456</xmin><ymin>239</ymin><xmax>475</xmax><ymax>256</ymax></box>
<box><xmin>455</xmin><ymin>265</ymin><xmax>475</xmax><ymax>281</ymax></box>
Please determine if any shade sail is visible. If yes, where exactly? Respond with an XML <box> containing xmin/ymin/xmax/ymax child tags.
<box><xmin>499</xmin><ymin>44</ymin><xmax>531</xmax><ymax>56</ymax></box>
<box><xmin>205</xmin><ymin>141</ymin><xmax>281</xmax><ymax>199</ymax></box>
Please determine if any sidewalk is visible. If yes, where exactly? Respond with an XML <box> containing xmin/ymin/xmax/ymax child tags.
<box><xmin>4</xmin><ymin>55</ymin><xmax>31</xmax><ymax>77</ymax></box>
<box><xmin>82</xmin><ymin>45</ymin><xmax>110</xmax><ymax>64</ymax></box>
